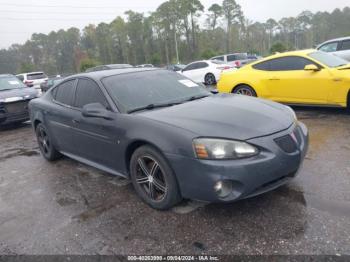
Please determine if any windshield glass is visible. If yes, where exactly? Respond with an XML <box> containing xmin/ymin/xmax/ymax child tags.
<box><xmin>308</xmin><ymin>51</ymin><xmax>349</xmax><ymax>67</ymax></box>
<box><xmin>102</xmin><ymin>70</ymin><xmax>211</xmax><ymax>113</ymax></box>
<box><xmin>0</xmin><ymin>76</ymin><xmax>26</xmax><ymax>91</ymax></box>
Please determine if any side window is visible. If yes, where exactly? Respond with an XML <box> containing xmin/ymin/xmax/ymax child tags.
<box><xmin>269</xmin><ymin>57</ymin><xmax>317</xmax><ymax>71</ymax></box>
<box><xmin>319</xmin><ymin>42</ymin><xmax>338</xmax><ymax>52</ymax></box>
<box><xmin>253</xmin><ymin>61</ymin><xmax>270</xmax><ymax>71</ymax></box>
<box><xmin>339</xmin><ymin>40</ymin><xmax>350</xmax><ymax>51</ymax></box>
<box><xmin>197</xmin><ymin>62</ymin><xmax>208</xmax><ymax>69</ymax></box>
<box><xmin>54</xmin><ymin>80</ymin><xmax>76</xmax><ymax>106</ymax></box>
<box><xmin>212</xmin><ymin>56</ymin><xmax>224</xmax><ymax>61</ymax></box>
<box><xmin>227</xmin><ymin>55</ymin><xmax>237</xmax><ymax>62</ymax></box>
<box><xmin>74</xmin><ymin>79</ymin><xmax>108</xmax><ymax>109</ymax></box>
<box><xmin>183</xmin><ymin>63</ymin><xmax>198</xmax><ymax>72</ymax></box>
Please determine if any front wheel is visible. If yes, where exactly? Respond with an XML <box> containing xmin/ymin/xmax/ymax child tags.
<box><xmin>130</xmin><ymin>145</ymin><xmax>182</xmax><ymax>210</ymax></box>
<box><xmin>233</xmin><ymin>85</ymin><xmax>257</xmax><ymax>97</ymax></box>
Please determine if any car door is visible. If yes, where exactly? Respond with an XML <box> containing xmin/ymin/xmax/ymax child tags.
<box><xmin>181</xmin><ymin>62</ymin><xmax>201</xmax><ymax>82</ymax></box>
<box><xmin>265</xmin><ymin>56</ymin><xmax>333</xmax><ymax>104</ymax></box>
<box><xmin>70</xmin><ymin>78</ymin><xmax>124</xmax><ymax>172</ymax></box>
<box><xmin>47</xmin><ymin>79</ymin><xmax>77</xmax><ymax>154</ymax></box>
<box><xmin>337</xmin><ymin>39</ymin><xmax>350</xmax><ymax>61</ymax></box>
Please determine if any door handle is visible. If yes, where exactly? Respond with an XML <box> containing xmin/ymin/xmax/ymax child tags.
<box><xmin>72</xmin><ymin>119</ymin><xmax>80</xmax><ymax>124</ymax></box>
<box><xmin>269</xmin><ymin>77</ymin><xmax>280</xmax><ymax>81</ymax></box>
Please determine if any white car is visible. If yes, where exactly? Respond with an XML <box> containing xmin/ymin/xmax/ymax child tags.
<box><xmin>317</xmin><ymin>37</ymin><xmax>350</xmax><ymax>61</ymax></box>
<box><xmin>179</xmin><ymin>60</ymin><xmax>235</xmax><ymax>85</ymax></box>
<box><xmin>16</xmin><ymin>72</ymin><xmax>48</xmax><ymax>94</ymax></box>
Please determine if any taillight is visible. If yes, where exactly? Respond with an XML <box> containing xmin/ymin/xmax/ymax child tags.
<box><xmin>24</xmin><ymin>80</ymin><xmax>33</xmax><ymax>87</ymax></box>
<box><xmin>235</xmin><ymin>61</ymin><xmax>241</xmax><ymax>67</ymax></box>
<box><xmin>217</xmin><ymin>66</ymin><xmax>232</xmax><ymax>70</ymax></box>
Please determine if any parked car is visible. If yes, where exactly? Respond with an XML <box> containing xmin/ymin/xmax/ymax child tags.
<box><xmin>218</xmin><ymin>49</ymin><xmax>350</xmax><ymax>109</ymax></box>
<box><xmin>317</xmin><ymin>37</ymin><xmax>350</xmax><ymax>61</ymax></box>
<box><xmin>40</xmin><ymin>76</ymin><xmax>64</xmax><ymax>93</ymax></box>
<box><xmin>210</xmin><ymin>53</ymin><xmax>258</xmax><ymax>68</ymax></box>
<box><xmin>179</xmin><ymin>60</ymin><xmax>235</xmax><ymax>85</ymax></box>
<box><xmin>166</xmin><ymin>64</ymin><xmax>186</xmax><ymax>72</ymax></box>
<box><xmin>0</xmin><ymin>74</ymin><xmax>38</xmax><ymax>125</ymax></box>
<box><xmin>85</xmin><ymin>64</ymin><xmax>133</xmax><ymax>72</ymax></box>
<box><xmin>29</xmin><ymin>68</ymin><xmax>308</xmax><ymax>210</ymax></box>
<box><xmin>136</xmin><ymin>64</ymin><xmax>155</xmax><ymax>68</ymax></box>
<box><xmin>16</xmin><ymin>72</ymin><xmax>48</xmax><ymax>94</ymax></box>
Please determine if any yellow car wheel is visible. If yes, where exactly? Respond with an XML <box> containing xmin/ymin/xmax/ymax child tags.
<box><xmin>233</xmin><ymin>85</ymin><xmax>257</xmax><ymax>97</ymax></box>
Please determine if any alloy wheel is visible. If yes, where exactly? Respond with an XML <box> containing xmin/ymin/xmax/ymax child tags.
<box><xmin>37</xmin><ymin>126</ymin><xmax>50</xmax><ymax>155</ymax></box>
<box><xmin>135</xmin><ymin>156</ymin><xmax>167</xmax><ymax>202</ymax></box>
<box><xmin>236</xmin><ymin>87</ymin><xmax>254</xmax><ymax>96</ymax></box>
<box><xmin>205</xmin><ymin>74</ymin><xmax>216</xmax><ymax>85</ymax></box>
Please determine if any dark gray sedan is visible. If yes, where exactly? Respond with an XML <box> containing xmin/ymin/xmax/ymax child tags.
<box><xmin>29</xmin><ymin>68</ymin><xmax>309</xmax><ymax>210</ymax></box>
<box><xmin>0</xmin><ymin>74</ymin><xmax>38</xmax><ymax>125</ymax></box>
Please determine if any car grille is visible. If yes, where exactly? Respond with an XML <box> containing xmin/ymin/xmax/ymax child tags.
<box><xmin>5</xmin><ymin>101</ymin><xmax>29</xmax><ymax>114</ymax></box>
<box><xmin>274</xmin><ymin>134</ymin><xmax>298</xmax><ymax>153</ymax></box>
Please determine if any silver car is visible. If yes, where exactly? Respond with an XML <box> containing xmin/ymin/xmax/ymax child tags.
<box><xmin>317</xmin><ymin>37</ymin><xmax>350</xmax><ymax>61</ymax></box>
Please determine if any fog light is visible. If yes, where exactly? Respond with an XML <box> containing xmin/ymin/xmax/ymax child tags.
<box><xmin>214</xmin><ymin>180</ymin><xmax>233</xmax><ymax>198</ymax></box>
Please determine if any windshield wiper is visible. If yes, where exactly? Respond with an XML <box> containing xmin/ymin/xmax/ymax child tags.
<box><xmin>182</xmin><ymin>94</ymin><xmax>210</xmax><ymax>103</ymax></box>
<box><xmin>128</xmin><ymin>102</ymin><xmax>182</xmax><ymax>114</ymax></box>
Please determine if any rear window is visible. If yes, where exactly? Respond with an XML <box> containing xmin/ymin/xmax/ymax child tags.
<box><xmin>211</xmin><ymin>60</ymin><xmax>226</xmax><ymax>65</ymax></box>
<box><xmin>27</xmin><ymin>73</ymin><xmax>47</xmax><ymax>80</ymax></box>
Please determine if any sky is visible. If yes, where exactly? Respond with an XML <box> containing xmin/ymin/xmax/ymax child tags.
<box><xmin>0</xmin><ymin>0</ymin><xmax>349</xmax><ymax>49</ymax></box>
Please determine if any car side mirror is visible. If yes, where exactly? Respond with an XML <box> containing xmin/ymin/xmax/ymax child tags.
<box><xmin>210</xmin><ymin>89</ymin><xmax>219</xmax><ymax>94</ymax></box>
<box><xmin>304</xmin><ymin>64</ymin><xmax>320</xmax><ymax>72</ymax></box>
<box><xmin>82</xmin><ymin>103</ymin><xmax>113</xmax><ymax>120</ymax></box>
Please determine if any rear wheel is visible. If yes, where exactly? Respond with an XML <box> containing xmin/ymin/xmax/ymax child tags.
<box><xmin>204</xmin><ymin>73</ymin><xmax>216</xmax><ymax>85</ymax></box>
<box><xmin>130</xmin><ymin>145</ymin><xmax>182</xmax><ymax>210</ymax></box>
<box><xmin>233</xmin><ymin>85</ymin><xmax>257</xmax><ymax>97</ymax></box>
<box><xmin>35</xmin><ymin>123</ymin><xmax>62</xmax><ymax>161</ymax></box>
<box><xmin>347</xmin><ymin>90</ymin><xmax>350</xmax><ymax>113</ymax></box>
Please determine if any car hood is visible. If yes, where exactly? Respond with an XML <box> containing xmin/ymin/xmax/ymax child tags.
<box><xmin>0</xmin><ymin>88</ymin><xmax>38</xmax><ymax>100</ymax></box>
<box><xmin>139</xmin><ymin>94</ymin><xmax>294</xmax><ymax>140</ymax></box>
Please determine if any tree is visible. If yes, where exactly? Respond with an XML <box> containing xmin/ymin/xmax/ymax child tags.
<box><xmin>79</xmin><ymin>58</ymin><xmax>100</xmax><ymax>72</ymax></box>
<box><xmin>222</xmin><ymin>0</ymin><xmax>243</xmax><ymax>52</ymax></box>
<box><xmin>208</xmin><ymin>4</ymin><xmax>223</xmax><ymax>30</ymax></box>
<box><xmin>270</xmin><ymin>42</ymin><xmax>287</xmax><ymax>54</ymax></box>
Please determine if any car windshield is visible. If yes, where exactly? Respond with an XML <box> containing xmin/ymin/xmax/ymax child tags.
<box><xmin>308</xmin><ymin>51</ymin><xmax>349</xmax><ymax>68</ymax></box>
<box><xmin>0</xmin><ymin>76</ymin><xmax>26</xmax><ymax>91</ymax></box>
<box><xmin>102</xmin><ymin>70</ymin><xmax>211</xmax><ymax>113</ymax></box>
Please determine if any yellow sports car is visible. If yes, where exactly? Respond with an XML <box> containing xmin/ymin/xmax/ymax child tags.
<box><xmin>217</xmin><ymin>50</ymin><xmax>350</xmax><ymax>108</ymax></box>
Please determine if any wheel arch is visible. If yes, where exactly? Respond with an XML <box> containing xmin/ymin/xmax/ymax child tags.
<box><xmin>124</xmin><ymin>139</ymin><xmax>182</xmax><ymax>195</ymax></box>
<box><xmin>232</xmin><ymin>83</ymin><xmax>258</xmax><ymax>96</ymax></box>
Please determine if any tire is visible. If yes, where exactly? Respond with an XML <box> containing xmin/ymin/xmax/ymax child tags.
<box><xmin>233</xmin><ymin>85</ymin><xmax>257</xmax><ymax>97</ymax></box>
<box><xmin>204</xmin><ymin>73</ymin><xmax>216</xmax><ymax>85</ymax></box>
<box><xmin>35</xmin><ymin>123</ymin><xmax>62</xmax><ymax>161</ymax></box>
<box><xmin>347</xmin><ymin>91</ymin><xmax>350</xmax><ymax>113</ymax></box>
<box><xmin>130</xmin><ymin>145</ymin><xmax>182</xmax><ymax>210</ymax></box>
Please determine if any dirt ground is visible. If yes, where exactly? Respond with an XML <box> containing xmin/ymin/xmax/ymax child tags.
<box><xmin>0</xmin><ymin>107</ymin><xmax>349</xmax><ymax>255</ymax></box>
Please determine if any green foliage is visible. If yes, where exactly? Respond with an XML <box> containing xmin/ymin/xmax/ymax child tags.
<box><xmin>19</xmin><ymin>62</ymin><xmax>35</xmax><ymax>73</ymax></box>
<box><xmin>200</xmin><ymin>49</ymin><xmax>218</xmax><ymax>59</ymax></box>
<box><xmin>150</xmin><ymin>53</ymin><xmax>161</xmax><ymax>66</ymax></box>
<box><xmin>79</xmin><ymin>58</ymin><xmax>100</xmax><ymax>72</ymax></box>
<box><xmin>270</xmin><ymin>42</ymin><xmax>288</xmax><ymax>54</ymax></box>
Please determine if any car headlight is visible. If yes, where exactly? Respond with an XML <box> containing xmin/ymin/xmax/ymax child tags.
<box><xmin>193</xmin><ymin>138</ymin><xmax>259</xmax><ymax>160</ymax></box>
<box><xmin>286</xmin><ymin>106</ymin><xmax>297</xmax><ymax>121</ymax></box>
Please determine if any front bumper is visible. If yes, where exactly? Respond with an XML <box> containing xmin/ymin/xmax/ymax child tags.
<box><xmin>0</xmin><ymin>100</ymin><xmax>31</xmax><ymax>125</ymax></box>
<box><xmin>166</xmin><ymin>122</ymin><xmax>309</xmax><ymax>202</ymax></box>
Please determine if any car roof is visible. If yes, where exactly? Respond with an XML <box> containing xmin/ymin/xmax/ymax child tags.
<box><xmin>249</xmin><ymin>49</ymin><xmax>317</xmax><ymax>65</ymax></box>
<box><xmin>66</xmin><ymin>67</ymin><xmax>159</xmax><ymax>81</ymax></box>
<box><xmin>320</xmin><ymin>36</ymin><xmax>350</xmax><ymax>45</ymax></box>
<box><xmin>17</xmin><ymin>72</ymin><xmax>44</xmax><ymax>75</ymax></box>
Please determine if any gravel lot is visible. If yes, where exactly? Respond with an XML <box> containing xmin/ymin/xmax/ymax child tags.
<box><xmin>0</xmin><ymin>107</ymin><xmax>349</xmax><ymax>255</ymax></box>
